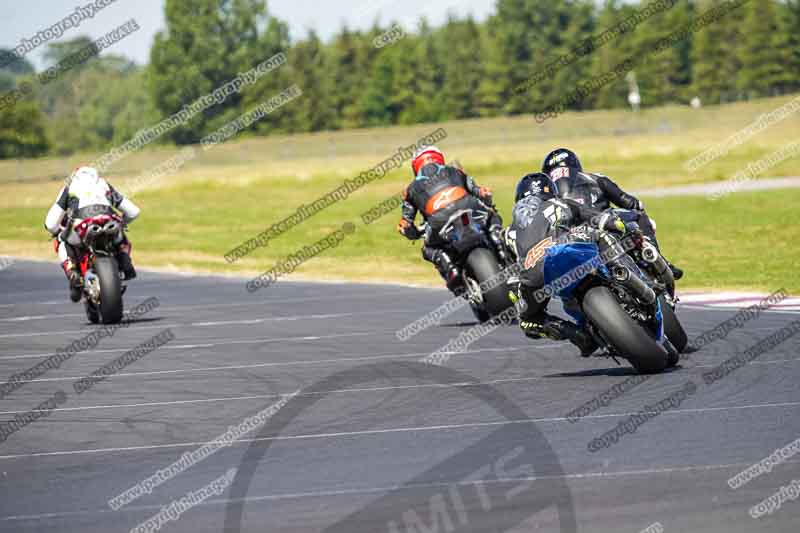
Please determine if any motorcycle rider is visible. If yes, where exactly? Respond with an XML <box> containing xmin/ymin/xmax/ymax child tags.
<box><xmin>44</xmin><ymin>166</ymin><xmax>140</xmax><ymax>302</ymax></box>
<box><xmin>510</xmin><ymin>172</ymin><xmax>634</xmax><ymax>356</ymax></box>
<box><xmin>541</xmin><ymin>148</ymin><xmax>683</xmax><ymax>280</ymax></box>
<box><xmin>397</xmin><ymin>146</ymin><xmax>505</xmax><ymax>293</ymax></box>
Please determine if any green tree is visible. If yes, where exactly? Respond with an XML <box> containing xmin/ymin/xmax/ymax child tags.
<box><xmin>738</xmin><ymin>0</ymin><xmax>792</xmax><ymax>96</ymax></box>
<box><xmin>433</xmin><ymin>16</ymin><xmax>484</xmax><ymax>120</ymax></box>
<box><xmin>588</xmin><ymin>0</ymin><xmax>638</xmax><ymax>109</ymax></box>
<box><xmin>286</xmin><ymin>30</ymin><xmax>335</xmax><ymax>132</ymax></box>
<box><xmin>690</xmin><ymin>0</ymin><xmax>746</xmax><ymax>104</ymax></box>
<box><xmin>632</xmin><ymin>0</ymin><xmax>692</xmax><ymax>106</ymax></box>
<box><xmin>779</xmin><ymin>0</ymin><xmax>800</xmax><ymax>92</ymax></box>
<box><xmin>0</xmin><ymin>99</ymin><xmax>49</xmax><ymax>158</ymax></box>
<box><xmin>149</xmin><ymin>0</ymin><xmax>289</xmax><ymax>144</ymax></box>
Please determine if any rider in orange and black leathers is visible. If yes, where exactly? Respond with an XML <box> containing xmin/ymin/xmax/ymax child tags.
<box><xmin>397</xmin><ymin>146</ymin><xmax>505</xmax><ymax>293</ymax></box>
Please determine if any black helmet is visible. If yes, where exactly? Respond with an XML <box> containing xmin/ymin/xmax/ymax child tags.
<box><xmin>515</xmin><ymin>172</ymin><xmax>557</xmax><ymax>203</ymax></box>
<box><xmin>542</xmin><ymin>148</ymin><xmax>582</xmax><ymax>175</ymax></box>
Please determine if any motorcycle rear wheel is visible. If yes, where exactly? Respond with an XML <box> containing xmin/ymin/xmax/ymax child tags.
<box><xmin>582</xmin><ymin>286</ymin><xmax>668</xmax><ymax>374</ymax></box>
<box><xmin>95</xmin><ymin>256</ymin><xmax>124</xmax><ymax>324</ymax></box>
<box><xmin>464</xmin><ymin>247</ymin><xmax>513</xmax><ymax>319</ymax></box>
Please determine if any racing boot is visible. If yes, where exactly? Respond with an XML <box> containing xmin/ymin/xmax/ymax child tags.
<box><xmin>433</xmin><ymin>250</ymin><xmax>461</xmax><ymax>293</ymax></box>
<box><xmin>62</xmin><ymin>259</ymin><xmax>83</xmax><ymax>303</ymax></box>
<box><xmin>488</xmin><ymin>225</ymin><xmax>509</xmax><ymax>263</ymax></box>
<box><xmin>668</xmin><ymin>263</ymin><xmax>684</xmax><ymax>281</ymax></box>
<box><xmin>520</xmin><ymin>314</ymin><xmax>598</xmax><ymax>357</ymax></box>
<box><xmin>117</xmin><ymin>243</ymin><xmax>137</xmax><ymax>281</ymax></box>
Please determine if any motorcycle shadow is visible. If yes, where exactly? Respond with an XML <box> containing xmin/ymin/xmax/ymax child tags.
<box><xmin>437</xmin><ymin>319</ymin><xmax>519</xmax><ymax>328</ymax></box>
<box><xmin>84</xmin><ymin>316</ymin><xmax>167</xmax><ymax>326</ymax></box>
<box><xmin>543</xmin><ymin>365</ymin><xmax>684</xmax><ymax>378</ymax></box>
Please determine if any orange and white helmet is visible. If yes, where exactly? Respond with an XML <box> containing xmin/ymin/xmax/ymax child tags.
<box><xmin>411</xmin><ymin>146</ymin><xmax>445</xmax><ymax>175</ymax></box>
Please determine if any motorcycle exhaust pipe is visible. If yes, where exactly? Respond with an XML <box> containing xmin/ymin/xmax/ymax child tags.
<box><xmin>641</xmin><ymin>242</ymin><xmax>675</xmax><ymax>297</ymax></box>
<box><xmin>612</xmin><ymin>265</ymin><xmax>656</xmax><ymax>305</ymax></box>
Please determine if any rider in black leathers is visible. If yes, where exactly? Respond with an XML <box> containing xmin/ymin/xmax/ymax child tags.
<box><xmin>541</xmin><ymin>148</ymin><xmax>683</xmax><ymax>280</ymax></box>
<box><xmin>510</xmin><ymin>172</ymin><xmax>635</xmax><ymax>356</ymax></box>
<box><xmin>398</xmin><ymin>146</ymin><xmax>506</xmax><ymax>293</ymax></box>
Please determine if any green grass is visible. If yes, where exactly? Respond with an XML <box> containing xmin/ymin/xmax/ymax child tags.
<box><xmin>1</xmin><ymin>93</ymin><xmax>799</xmax><ymax>291</ymax></box>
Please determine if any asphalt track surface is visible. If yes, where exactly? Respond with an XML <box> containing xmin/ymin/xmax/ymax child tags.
<box><xmin>1</xmin><ymin>260</ymin><xmax>799</xmax><ymax>533</ymax></box>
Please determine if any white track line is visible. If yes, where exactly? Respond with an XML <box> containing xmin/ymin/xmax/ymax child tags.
<box><xmin>0</xmin><ymin>289</ymin><xmax>414</xmax><ymax>322</ymax></box>
<box><xmin>9</xmin><ymin>345</ymin><xmax>799</xmax><ymax>386</ymax></box>
<box><xmin>0</xmin><ymin>308</ymin><xmax>425</xmax><ymax>339</ymax></box>
<box><xmin>3</xmin><ymin>348</ymin><xmax>799</xmax><ymax>415</ymax></box>
<box><xmin>6</xmin><ymin>458</ymin><xmax>799</xmax><ymax>522</ymax></box>
<box><xmin>1</xmin><ymin>400</ymin><xmax>798</xmax><ymax>461</ymax></box>
<box><xmin>0</xmin><ymin>361</ymin><xmax>565</xmax><ymax>415</ymax></box>
<box><xmin>9</xmin><ymin>344</ymin><xmax>553</xmax><ymax>384</ymax></box>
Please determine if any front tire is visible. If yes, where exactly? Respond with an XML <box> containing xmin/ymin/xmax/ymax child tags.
<box><xmin>464</xmin><ymin>247</ymin><xmax>513</xmax><ymax>318</ymax></box>
<box><xmin>582</xmin><ymin>286</ymin><xmax>668</xmax><ymax>374</ymax></box>
<box><xmin>94</xmin><ymin>256</ymin><xmax>123</xmax><ymax>324</ymax></box>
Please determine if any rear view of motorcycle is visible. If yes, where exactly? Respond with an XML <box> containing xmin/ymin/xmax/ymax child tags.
<box><xmin>433</xmin><ymin>206</ymin><xmax>515</xmax><ymax>321</ymax></box>
<box><xmin>73</xmin><ymin>213</ymin><xmax>128</xmax><ymax>324</ymax></box>
<box><xmin>533</xmin><ymin>230</ymin><xmax>680</xmax><ymax>373</ymax></box>
<box><xmin>556</xmin><ymin>171</ymin><xmax>688</xmax><ymax>355</ymax></box>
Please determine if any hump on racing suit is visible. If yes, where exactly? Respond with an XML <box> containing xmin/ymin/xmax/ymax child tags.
<box><xmin>402</xmin><ymin>163</ymin><xmax>490</xmax><ymax>227</ymax></box>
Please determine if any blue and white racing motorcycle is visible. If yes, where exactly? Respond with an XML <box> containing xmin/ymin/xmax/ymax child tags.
<box><xmin>531</xmin><ymin>231</ymin><xmax>680</xmax><ymax>373</ymax></box>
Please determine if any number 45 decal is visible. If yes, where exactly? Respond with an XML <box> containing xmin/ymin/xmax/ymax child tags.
<box><xmin>524</xmin><ymin>236</ymin><xmax>555</xmax><ymax>269</ymax></box>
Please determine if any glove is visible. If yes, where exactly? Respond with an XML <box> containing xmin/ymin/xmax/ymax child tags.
<box><xmin>397</xmin><ymin>219</ymin><xmax>422</xmax><ymax>240</ymax></box>
<box><xmin>624</xmin><ymin>222</ymin><xmax>644</xmax><ymax>249</ymax></box>
<box><xmin>477</xmin><ymin>186</ymin><xmax>494</xmax><ymax>206</ymax></box>
<box><xmin>597</xmin><ymin>213</ymin><xmax>626</xmax><ymax>234</ymax></box>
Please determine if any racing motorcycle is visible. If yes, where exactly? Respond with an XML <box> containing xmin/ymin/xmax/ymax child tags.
<box><xmin>555</xmin><ymin>172</ymin><xmax>688</xmax><ymax>354</ymax></box>
<box><xmin>421</xmin><ymin>206</ymin><xmax>516</xmax><ymax>322</ymax></box>
<box><xmin>62</xmin><ymin>210</ymin><xmax>128</xmax><ymax>324</ymax></box>
<box><xmin>607</xmin><ymin>210</ymin><xmax>688</xmax><ymax>353</ymax></box>
<box><xmin>521</xmin><ymin>228</ymin><xmax>680</xmax><ymax>373</ymax></box>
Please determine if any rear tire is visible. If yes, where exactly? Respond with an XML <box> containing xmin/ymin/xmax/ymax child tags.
<box><xmin>95</xmin><ymin>256</ymin><xmax>123</xmax><ymax>324</ymax></box>
<box><xmin>465</xmin><ymin>247</ymin><xmax>513</xmax><ymax>318</ymax></box>
<box><xmin>582</xmin><ymin>286</ymin><xmax>668</xmax><ymax>374</ymax></box>
<box><xmin>660</xmin><ymin>295</ymin><xmax>688</xmax><ymax>353</ymax></box>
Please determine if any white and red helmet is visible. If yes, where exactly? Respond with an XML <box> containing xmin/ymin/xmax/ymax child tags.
<box><xmin>411</xmin><ymin>146</ymin><xmax>445</xmax><ymax>175</ymax></box>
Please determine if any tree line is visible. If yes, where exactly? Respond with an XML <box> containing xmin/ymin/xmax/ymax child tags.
<box><xmin>1</xmin><ymin>0</ymin><xmax>799</xmax><ymax>159</ymax></box>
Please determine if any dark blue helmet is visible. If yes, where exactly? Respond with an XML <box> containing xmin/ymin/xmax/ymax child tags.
<box><xmin>514</xmin><ymin>172</ymin><xmax>557</xmax><ymax>203</ymax></box>
<box><xmin>542</xmin><ymin>148</ymin><xmax>582</xmax><ymax>175</ymax></box>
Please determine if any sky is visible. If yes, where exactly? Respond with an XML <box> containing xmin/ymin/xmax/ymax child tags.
<box><xmin>1</xmin><ymin>0</ymin><xmax>497</xmax><ymax>70</ymax></box>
